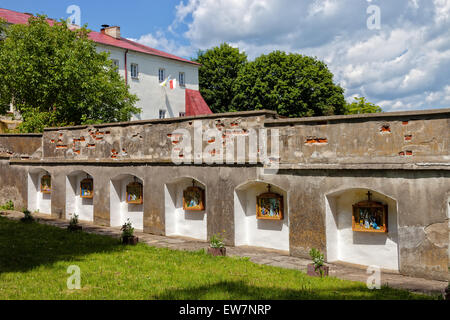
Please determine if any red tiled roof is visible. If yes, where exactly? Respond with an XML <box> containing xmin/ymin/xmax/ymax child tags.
<box><xmin>0</xmin><ymin>8</ymin><xmax>200</xmax><ymax>66</ymax></box>
<box><xmin>185</xmin><ymin>89</ymin><xmax>213</xmax><ymax>116</ymax></box>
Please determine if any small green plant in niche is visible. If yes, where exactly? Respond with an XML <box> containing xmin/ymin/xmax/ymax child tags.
<box><xmin>208</xmin><ymin>231</ymin><xmax>226</xmax><ymax>256</ymax></box>
<box><xmin>307</xmin><ymin>248</ymin><xmax>329</xmax><ymax>278</ymax></box>
<box><xmin>20</xmin><ymin>209</ymin><xmax>34</xmax><ymax>223</ymax></box>
<box><xmin>120</xmin><ymin>219</ymin><xmax>138</xmax><ymax>245</ymax></box>
<box><xmin>68</xmin><ymin>214</ymin><xmax>82</xmax><ymax>232</ymax></box>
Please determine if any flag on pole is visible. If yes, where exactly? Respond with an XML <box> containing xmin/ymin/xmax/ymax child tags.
<box><xmin>169</xmin><ymin>78</ymin><xmax>177</xmax><ymax>90</ymax></box>
<box><xmin>160</xmin><ymin>76</ymin><xmax>176</xmax><ymax>90</ymax></box>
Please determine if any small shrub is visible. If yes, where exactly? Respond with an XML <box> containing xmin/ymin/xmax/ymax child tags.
<box><xmin>309</xmin><ymin>248</ymin><xmax>325</xmax><ymax>276</ymax></box>
<box><xmin>20</xmin><ymin>209</ymin><xmax>34</xmax><ymax>223</ymax></box>
<box><xmin>0</xmin><ymin>200</ymin><xmax>14</xmax><ymax>211</ymax></box>
<box><xmin>69</xmin><ymin>214</ymin><xmax>79</xmax><ymax>227</ymax></box>
<box><xmin>210</xmin><ymin>233</ymin><xmax>225</xmax><ymax>249</ymax></box>
<box><xmin>120</xmin><ymin>219</ymin><xmax>134</xmax><ymax>239</ymax></box>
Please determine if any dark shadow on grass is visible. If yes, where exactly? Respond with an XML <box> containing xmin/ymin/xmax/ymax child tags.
<box><xmin>0</xmin><ymin>216</ymin><xmax>123</xmax><ymax>274</ymax></box>
<box><xmin>152</xmin><ymin>280</ymin><xmax>429</xmax><ymax>300</ymax></box>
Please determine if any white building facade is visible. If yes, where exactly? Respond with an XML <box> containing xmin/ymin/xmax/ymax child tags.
<box><xmin>95</xmin><ymin>26</ymin><xmax>208</xmax><ymax>120</ymax></box>
<box><xmin>0</xmin><ymin>9</ymin><xmax>212</xmax><ymax>120</ymax></box>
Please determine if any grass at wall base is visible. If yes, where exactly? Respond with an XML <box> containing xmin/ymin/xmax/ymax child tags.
<box><xmin>0</xmin><ymin>216</ymin><xmax>440</xmax><ymax>300</ymax></box>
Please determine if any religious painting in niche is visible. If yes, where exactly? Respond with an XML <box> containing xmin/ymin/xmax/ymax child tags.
<box><xmin>352</xmin><ymin>192</ymin><xmax>388</xmax><ymax>233</ymax></box>
<box><xmin>256</xmin><ymin>185</ymin><xmax>283</xmax><ymax>220</ymax></box>
<box><xmin>80</xmin><ymin>178</ymin><xmax>94</xmax><ymax>199</ymax></box>
<box><xmin>126</xmin><ymin>182</ymin><xmax>143</xmax><ymax>204</ymax></box>
<box><xmin>183</xmin><ymin>186</ymin><xmax>205</xmax><ymax>211</ymax></box>
<box><xmin>40</xmin><ymin>175</ymin><xmax>51</xmax><ymax>194</ymax></box>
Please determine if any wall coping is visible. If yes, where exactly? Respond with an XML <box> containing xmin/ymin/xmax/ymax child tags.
<box><xmin>41</xmin><ymin>108</ymin><xmax>450</xmax><ymax>132</ymax></box>
<box><xmin>264</xmin><ymin>108</ymin><xmax>450</xmax><ymax>126</ymax></box>
<box><xmin>0</xmin><ymin>133</ymin><xmax>42</xmax><ymax>137</ymax></box>
<box><xmin>42</xmin><ymin>110</ymin><xmax>280</xmax><ymax>132</ymax></box>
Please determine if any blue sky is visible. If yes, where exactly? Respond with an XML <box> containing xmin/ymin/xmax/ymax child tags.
<box><xmin>0</xmin><ymin>0</ymin><xmax>185</xmax><ymax>38</ymax></box>
<box><xmin>1</xmin><ymin>0</ymin><xmax>449</xmax><ymax>112</ymax></box>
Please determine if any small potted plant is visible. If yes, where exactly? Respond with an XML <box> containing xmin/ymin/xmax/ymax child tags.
<box><xmin>307</xmin><ymin>248</ymin><xmax>329</xmax><ymax>277</ymax></box>
<box><xmin>121</xmin><ymin>219</ymin><xmax>138</xmax><ymax>245</ymax></box>
<box><xmin>208</xmin><ymin>232</ymin><xmax>226</xmax><ymax>256</ymax></box>
<box><xmin>68</xmin><ymin>214</ymin><xmax>82</xmax><ymax>232</ymax></box>
<box><xmin>20</xmin><ymin>209</ymin><xmax>34</xmax><ymax>223</ymax></box>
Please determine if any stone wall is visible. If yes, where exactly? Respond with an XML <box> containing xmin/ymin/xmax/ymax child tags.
<box><xmin>0</xmin><ymin>134</ymin><xmax>42</xmax><ymax>208</ymax></box>
<box><xmin>0</xmin><ymin>134</ymin><xmax>42</xmax><ymax>157</ymax></box>
<box><xmin>266</xmin><ymin>109</ymin><xmax>450</xmax><ymax>167</ymax></box>
<box><xmin>1</xmin><ymin>109</ymin><xmax>449</xmax><ymax>281</ymax></box>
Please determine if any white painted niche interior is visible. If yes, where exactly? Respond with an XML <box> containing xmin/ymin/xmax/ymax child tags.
<box><xmin>165</xmin><ymin>178</ymin><xmax>207</xmax><ymax>241</ymax></box>
<box><xmin>65</xmin><ymin>171</ymin><xmax>94</xmax><ymax>222</ymax></box>
<box><xmin>110</xmin><ymin>174</ymin><xmax>144</xmax><ymax>231</ymax></box>
<box><xmin>325</xmin><ymin>188</ymin><xmax>399</xmax><ymax>271</ymax></box>
<box><xmin>234</xmin><ymin>181</ymin><xmax>289</xmax><ymax>251</ymax></box>
<box><xmin>27</xmin><ymin>169</ymin><xmax>52</xmax><ymax>215</ymax></box>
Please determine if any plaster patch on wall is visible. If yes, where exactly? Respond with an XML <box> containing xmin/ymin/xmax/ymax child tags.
<box><xmin>424</xmin><ymin>220</ymin><xmax>449</xmax><ymax>249</ymax></box>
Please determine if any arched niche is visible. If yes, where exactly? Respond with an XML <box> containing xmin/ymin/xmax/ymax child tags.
<box><xmin>325</xmin><ymin>188</ymin><xmax>399</xmax><ymax>271</ymax></box>
<box><xmin>165</xmin><ymin>177</ymin><xmax>207</xmax><ymax>241</ymax></box>
<box><xmin>234</xmin><ymin>181</ymin><xmax>289</xmax><ymax>251</ymax></box>
<box><xmin>66</xmin><ymin>171</ymin><xmax>94</xmax><ymax>222</ymax></box>
<box><xmin>27</xmin><ymin>168</ymin><xmax>52</xmax><ymax>214</ymax></box>
<box><xmin>110</xmin><ymin>174</ymin><xmax>144</xmax><ymax>230</ymax></box>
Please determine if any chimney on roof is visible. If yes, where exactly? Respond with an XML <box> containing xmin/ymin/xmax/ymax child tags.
<box><xmin>101</xmin><ymin>25</ymin><xmax>121</xmax><ymax>39</ymax></box>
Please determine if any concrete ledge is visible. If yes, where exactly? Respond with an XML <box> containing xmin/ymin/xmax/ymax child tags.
<box><xmin>276</xmin><ymin>162</ymin><xmax>450</xmax><ymax>171</ymax></box>
<box><xmin>43</xmin><ymin>110</ymin><xmax>279</xmax><ymax>132</ymax></box>
<box><xmin>265</xmin><ymin>108</ymin><xmax>450</xmax><ymax>126</ymax></box>
<box><xmin>8</xmin><ymin>159</ymin><xmax>450</xmax><ymax>170</ymax></box>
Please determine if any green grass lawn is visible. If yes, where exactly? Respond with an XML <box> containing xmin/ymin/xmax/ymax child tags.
<box><xmin>0</xmin><ymin>216</ymin><xmax>439</xmax><ymax>300</ymax></box>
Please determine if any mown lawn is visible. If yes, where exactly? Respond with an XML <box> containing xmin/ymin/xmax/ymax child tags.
<box><xmin>0</xmin><ymin>216</ymin><xmax>439</xmax><ymax>300</ymax></box>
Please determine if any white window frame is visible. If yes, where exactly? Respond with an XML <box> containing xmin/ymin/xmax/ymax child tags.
<box><xmin>131</xmin><ymin>63</ymin><xmax>139</xmax><ymax>79</ymax></box>
<box><xmin>179</xmin><ymin>72</ymin><xmax>185</xmax><ymax>87</ymax></box>
<box><xmin>159</xmin><ymin>68</ymin><xmax>165</xmax><ymax>83</ymax></box>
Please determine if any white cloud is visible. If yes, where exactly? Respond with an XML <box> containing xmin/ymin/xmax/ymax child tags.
<box><xmin>128</xmin><ymin>31</ymin><xmax>194</xmax><ymax>58</ymax></box>
<box><xmin>133</xmin><ymin>0</ymin><xmax>450</xmax><ymax>112</ymax></box>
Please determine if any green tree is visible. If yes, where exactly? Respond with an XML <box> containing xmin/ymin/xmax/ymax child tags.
<box><xmin>0</xmin><ymin>18</ymin><xmax>8</xmax><ymax>115</ymax></box>
<box><xmin>231</xmin><ymin>51</ymin><xmax>346</xmax><ymax>117</ymax></box>
<box><xmin>0</xmin><ymin>15</ymin><xmax>139</xmax><ymax>133</ymax></box>
<box><xmin>344</xmin><ymin>97</ymin><xmax>382</xmax><ymax>115</ymax></box>
<box><xmin>194</xmin><ymin>43</ymin><xmax>247</xmax><ymax>114</ymax></box>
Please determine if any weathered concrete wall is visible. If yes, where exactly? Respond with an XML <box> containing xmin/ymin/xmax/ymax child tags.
<box><xmin>0</xmin><ymin>134</ymin><xmax>41</xmax><ymax>209</ymax></box>
<box><xmin>268</xmin><ymin>169</ymin><xmax>449</xmax><ymax>281</ymax></box>
<box><xmin>0</xmin><ymin>160</ymin><xmax>28</xmax><ymax>209</ymax></box>
<box><xmin>2</xmin><ymin>109</ymin><xmax>449</xmax><ymax>281</ymax></box>
<box><xmin>0</xmin><ymin>134</ymin><xmax>42</xmax><ymax>157</ymax></box>
<box><xmin>266</xmin><ymin>110</ymin><xmax>450</xmax><ymax>166</ymax></box>
<box><xmin>41</xmin><ymin>111</ymin><xmax>275</xmax><ymax>162</ymax></box>
<box><xmin>8</xmin><ymin>163</ymin><xmax>258</xmax><ymax>243</ymax></box>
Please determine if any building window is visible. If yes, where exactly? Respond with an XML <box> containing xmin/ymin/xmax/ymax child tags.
<box><xmin>159</xmin><ymin>68</ymin><xmax>165</xmax><ymax>82</ymax></box>
<box><xmin>112</xmin><ymin>59</ymin><xmax>119</xmax><ymax>72</ymax></box>
<box><xmin>179</xmin><ymin>112</ymin><xmax>186</xmax><ymax>117</ymax></box>
<box><xmin>179</xmin><ymin>72</ymin><xmax>185</xmax><ymax>87</ymax></box>
<box><xmin>131</xmin><ymin>63</ymin><xmax>139</xmax><ymax>79</ymax></box>
<box><xmin>159</xmin><ymin>109</ymin><xmax>166</xmax><ymax>119</ymax></box>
